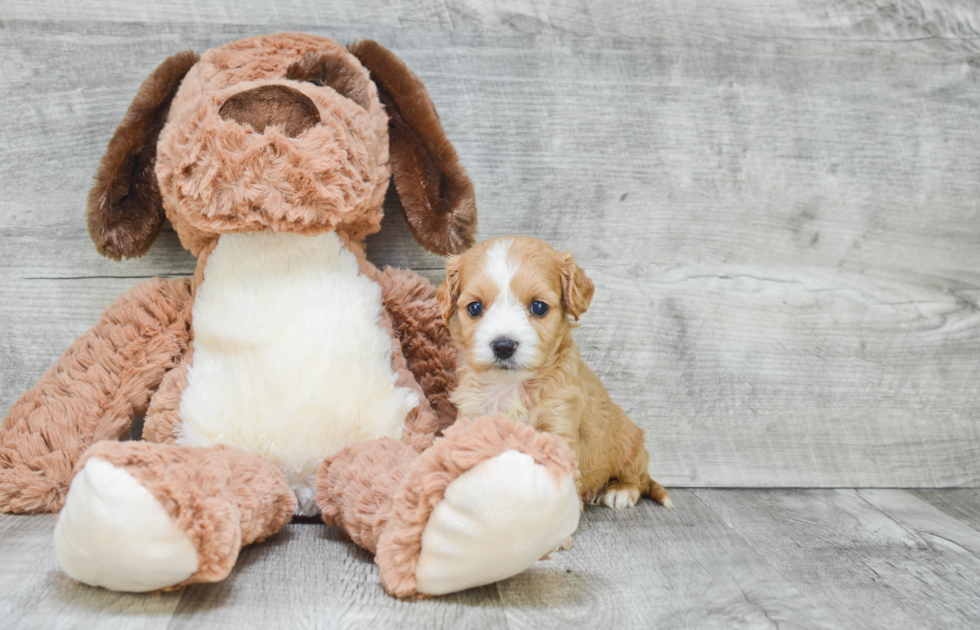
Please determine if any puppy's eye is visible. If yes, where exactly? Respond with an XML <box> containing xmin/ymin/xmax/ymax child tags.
<box><xmin>466</xmin><ymin>301</ymin><xmax>484</xmax><ymax>318</ymax></box>
<box><xmin>530</xmin><ymin>301</ymin><xmax>549</xmax><ymax>317</ymax></box>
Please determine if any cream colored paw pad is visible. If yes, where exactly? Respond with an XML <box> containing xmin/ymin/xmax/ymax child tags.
<box><xmin>599</xmin><ymin>488</ymin><xmax>638</xmax><ymax>509</ymax></box>
<box><xmin>54</xmin><ymin>457</ymin><xmax>199</xmax><ymax>592</ymax></box>
<box><xmin>414</xmin><ymin>450</ymin><xmax>580</xmax><ymax>595</ymax></box>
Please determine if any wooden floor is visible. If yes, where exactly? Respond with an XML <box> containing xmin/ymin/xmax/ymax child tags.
<box><xmin>2</xmin><ymin>489</ymin><xmax>979</xmax><ymax>629</ymax></box>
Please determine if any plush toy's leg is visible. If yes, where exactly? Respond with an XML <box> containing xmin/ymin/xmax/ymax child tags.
<box><xmin>376</xmin><ymin>267</ymin><xmax>459</xmax><ymax>434</ymax></box>
<box><xmin>316</xmin><ymin>416</ymin><xmax>580</xmax><ymax>598</ymax></box>
<box><xmin>0</xmin><ymin>278</ymin><xmax>193</xmax><ymax>513</ymax></box>
<box><xmin>53</xmin><ymin>441</ymin><xmax>295</xmax><ymax>592</ymax></box>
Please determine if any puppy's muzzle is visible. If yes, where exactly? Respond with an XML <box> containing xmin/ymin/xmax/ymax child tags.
<box><xmin>219</xmin><ymin>84</ymin><xmax>320</xmax><ymax>138</ymax></box>
<box><xmin>491</xmin><ymin>338</ymin><xmax>518</xmax><ymax>361</ymax></box>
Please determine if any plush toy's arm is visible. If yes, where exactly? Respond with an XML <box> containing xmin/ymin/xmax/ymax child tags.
<box><xmin>377</xmin><ymin>267</ymin><xmax>459</xmax><ymax>434</ymax></box>
<box><xmin>0</xmin><ymin>277</ymin><xmax>193</xmax><ymax>513</ymax></box>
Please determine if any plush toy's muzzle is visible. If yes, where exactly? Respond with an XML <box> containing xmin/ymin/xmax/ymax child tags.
<box><xmin>217</xmin><ymin>85</ymin><xmax>321</xmax><ymax>137</ymax></box>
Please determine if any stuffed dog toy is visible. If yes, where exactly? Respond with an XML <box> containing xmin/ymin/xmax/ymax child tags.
<box><xmin>439</xmin><ymin>236</ymin><xmax>671</xmax><ymax>510</ymax></box>
<box><xmin>0</xmin><ymin>33</ymin><xmax>580</xmax><ymax>598</ymax></box>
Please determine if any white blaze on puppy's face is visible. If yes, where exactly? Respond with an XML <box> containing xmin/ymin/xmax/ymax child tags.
<box><xmin>471</xmin><ymin>239</ymin><xmax>541</xmax><ymax>374</ymax></box>
<box><xmin>444</xmin><ymin>236</ymin><xmax>571</xmax><ymax>383</ymax></box>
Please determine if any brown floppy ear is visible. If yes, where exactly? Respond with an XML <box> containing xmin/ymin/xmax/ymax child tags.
<box><xmin>437</xmin><ymin>255</ymin><xmax>463</xmax><ymax>323</ymax></box>
<box><xmin>87</xmin><ymin>51</ymin><xmax>199</xmax><ymax>260</ymax></box>
<box><xmin>348</xmin><ymin>40</ymin><xmax>477</xmax><ymax>257</ymax></box>
<box><xmin>560</xmin><ymin>253</ymin><xmax>594</xmax><ymax>320</ymax></box>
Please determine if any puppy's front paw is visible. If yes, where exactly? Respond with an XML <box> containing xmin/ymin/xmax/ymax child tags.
<box><xmin>597</xmin><ymin>482</ymin><xmax>640</xmax><ymax>509</ymax></box>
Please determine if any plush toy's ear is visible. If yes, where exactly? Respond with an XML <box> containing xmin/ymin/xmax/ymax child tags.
<box><xmin>87</xmin><ymin>51</ymin><xmax>199</xmax><ymax>260</ymax></box>
<box><xmin>348</xmin><ymin>40</ymin><xmax>477</xmax><ymax>257</ymax></box>
<box><xmin>560</xmin><ymin>253</ymin><xmax>594</xmax><ymax>320</ymax></box>
<box><xmin>437</xmin><ymin>255</ymin><xmax>462</xmax><ymax>322</ymax></box>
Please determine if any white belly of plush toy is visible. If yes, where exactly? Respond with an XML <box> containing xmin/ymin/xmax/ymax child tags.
<box><xmin>177</xmin><ymin>231</ymin><xmax>418</xmax><ymax>516</ymax></box>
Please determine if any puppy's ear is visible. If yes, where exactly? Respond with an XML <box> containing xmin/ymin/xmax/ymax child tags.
<box><xmin>437</xmin><ymin>255</ymin><xmax>462</xmax><ymax>323</ymax></box>
<box><xmin>560</xmin><ymin>253</ymin><xmax>594</xmax><ymax>320</ymax></box>
<box><xmin>347</xmin><ymin>40</ymin><xmax>477</xmax><ymax>257</ymax></box>
<box><xmin>87</xmin><ymin>51</ymin><xmax>199</xmax><ymax>260</ymax></box>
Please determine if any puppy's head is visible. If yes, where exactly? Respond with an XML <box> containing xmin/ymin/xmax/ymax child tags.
<box><xmin>438</xmin><ymin>236</ymin><xmax>594</xmax><ymax>379</ymax></box>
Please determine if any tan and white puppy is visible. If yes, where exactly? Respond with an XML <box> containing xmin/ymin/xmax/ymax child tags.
<box><xmin>438</xmin><ymin>236</ymin><xmax>672</xmax><ymax>510</ymax></box>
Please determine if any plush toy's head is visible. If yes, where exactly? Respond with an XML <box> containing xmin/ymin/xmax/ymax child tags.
<box><xmin>87</xmin><ymin>33</ymin><xmax>477</xmax><ymax>259</ymax></box>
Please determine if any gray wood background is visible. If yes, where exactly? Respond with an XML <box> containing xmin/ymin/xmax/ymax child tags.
<box><xmin>2</xmin><ymin>0</ymin><xmax>979</xmax><ymax>487</ymax></box>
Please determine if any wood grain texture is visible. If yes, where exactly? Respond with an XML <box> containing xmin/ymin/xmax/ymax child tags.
<box><xmin>694</xmin><ymin>488</ymin><xmax>980</xmax><ymax>629</ymax></box>
<box><xmin>2</xmin><ymin>1</ymin><xmax>980</xmax><ymax>486</ymax></box>
<box><xmin>495</xmin><ymin>490</ymin><xmax>839</xmax><ymax>629</ymax></box>
<box><xmin>168</xmin><ymin>524</ymin><xmax>508</xmax><ymax>630</ymax></box>
<box><xmin>3</xmin><ymin>489</ymin><xmax>980</xmax><ymax>629</ymax></box>
<box><xmin>910</xmin><ymin>488</ymin><xmax>980</xmax><ymax>531</ymax></box>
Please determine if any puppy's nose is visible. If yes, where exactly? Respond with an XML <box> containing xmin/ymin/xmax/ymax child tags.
<box><xmin>218</xmin><ymin>84</ymin><xmax>320</xmax><ymax>138</ymax></box>
<box><xmin>491</xmin><ymin>338</ymin><xmax>518</xmax><ymax>360</ymax></box>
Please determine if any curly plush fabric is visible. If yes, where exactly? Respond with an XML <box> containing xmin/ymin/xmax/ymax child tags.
<box><xmin>77</xmin><ymin>440</ymin><xmax>296</xmax><ymax>588</ymax></box>
<box><xmin>316</xmin><ymin>437</ymin><xmax>417</xmax><ymax>553</ymax></box>
<box><xmin>316</xmin><ymin>416</ymin><xmax>579</xmax><ymax>598</ymax></box>
<box><xmin>156</xmin><ymin>34</ymin><xmax>390</xmax><ymax>247</ymax></box>
<box><xmin>376</xmin><ymin>417</ymin><xmax>578</xmax><ymax>597</ymax></box>
<box><xmin>348</xmin><ymin>40</ymin><xmax>477</xmax><ymax>256</ymax></box>
<box><xmin>0</xmin><ymin>279</ymin><xmax>193</xmax><ymax>513</ymax></box>
<box><xmin>87</xmin><ymin>51</ymin><xmax>199</xmax><ymax>260</ymax></box>
<box><xmin>378</xmin><ymin>267</ymin><xmax>459</xmax><ymax>434</ymax></box>
<box><xmin>142</xmin><ymin>347</ymin><xmax>193</xmax><ymax>444</ymax></box>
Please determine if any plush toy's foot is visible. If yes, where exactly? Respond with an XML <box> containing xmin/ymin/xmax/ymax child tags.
<box><xmin>55</xmin><ymin>456</ymin><xmax>199</xmax><ymax>591</ymax></box>
<box><xmin>376</xmin><ymin>416</ymin><xmax>580</xmax><ymax>597</ymax></box>
<box><xmin>54</xmin><ymin>441</ymin><xmax>294</xmax><ymax>592</ymax></box>
<box><xmin>411</xmin><ymin>449</ymin><xmax>578</xmax><ymax>594</ymax></box>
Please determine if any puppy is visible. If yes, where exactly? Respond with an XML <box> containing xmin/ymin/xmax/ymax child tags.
<box><xmin>438</xmin><ymin>236</ymin><xmax>672</xmax><ymax>510</ymax></box>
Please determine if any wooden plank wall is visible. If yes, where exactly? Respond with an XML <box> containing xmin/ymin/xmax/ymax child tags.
<box><xmin>1</xmin><ymin>0</ymin><xmax>978</xmax><ymax>487</ymax></box>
